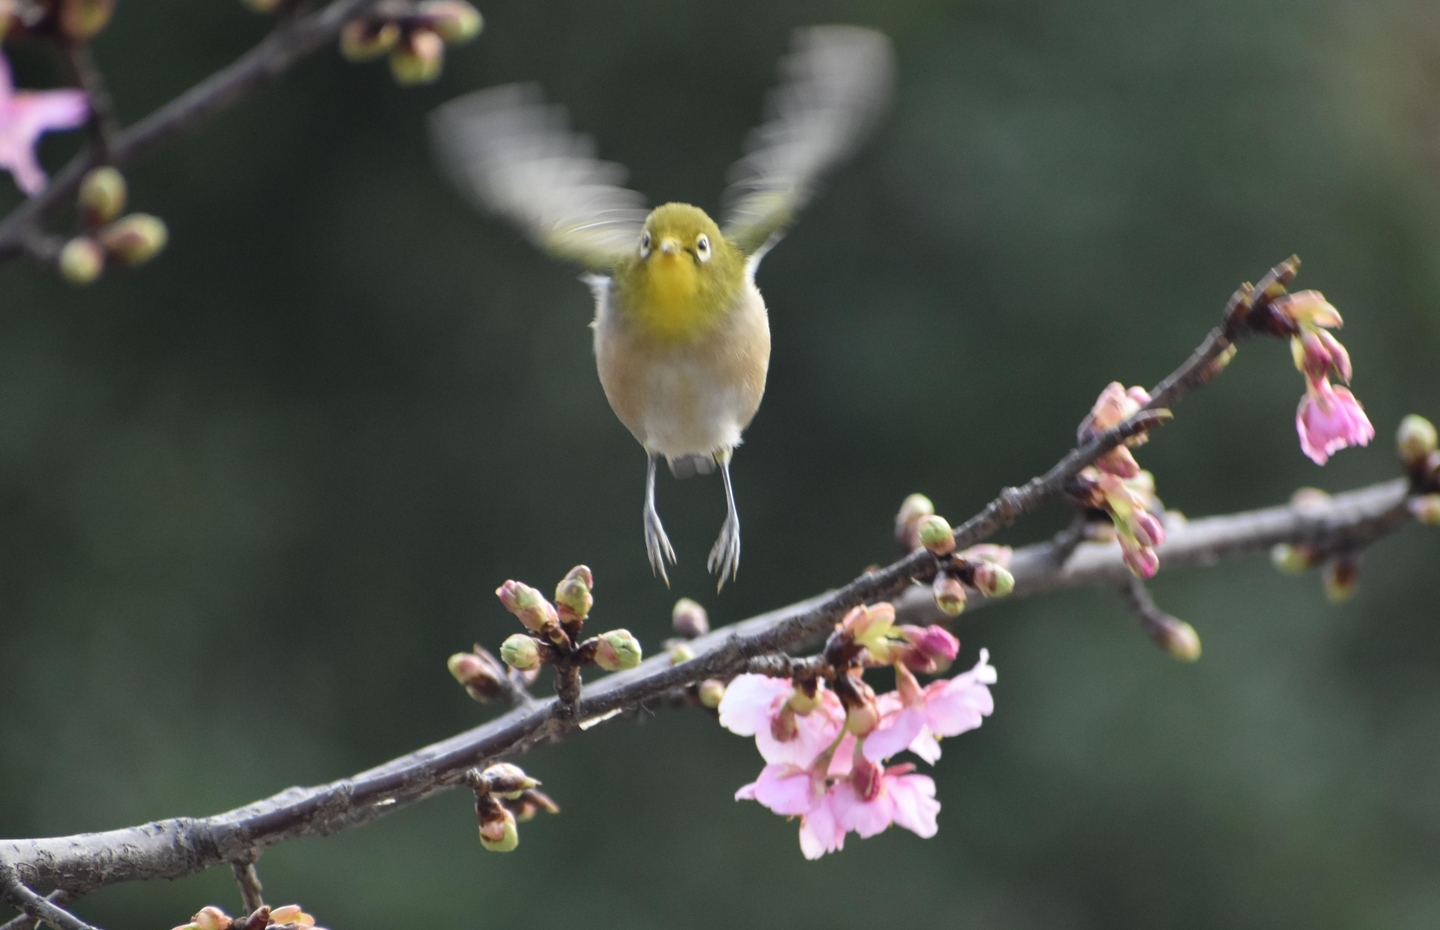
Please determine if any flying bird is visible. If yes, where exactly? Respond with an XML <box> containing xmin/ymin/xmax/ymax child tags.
<box><xmin>431</xmin><ymin>25</ymin><xmax>894</xmax><ymax>588</ymax></box>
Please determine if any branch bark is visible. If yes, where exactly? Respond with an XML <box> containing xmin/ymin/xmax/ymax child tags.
<box><xmin>0</xmin><ymin>0</ymin><xmax>383</xmax><ymax>263</ymax></box>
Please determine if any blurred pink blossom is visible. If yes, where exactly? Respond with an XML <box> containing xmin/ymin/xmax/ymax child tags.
<box><xmin>0</xmin><ymin>53</ymin><xmax>88</xmax><ymax>196</ymax></box>
<box><xmin>1297</xmin><ymin>381</ymin><xmax>1374</xmax><ymax>466</ymax></box>
<box><xmin>864</xmin><ymin>649</ymin><xmax>996</xmax><ymax>763</ymax></box>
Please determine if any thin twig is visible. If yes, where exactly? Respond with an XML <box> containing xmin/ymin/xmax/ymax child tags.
<box><xmin>229</xmin><ymin>861</ymin><xmax>264</xmax><ymax>915</ymax></box>
<box><xmin>0</xmin><ymin>0</ymin><xmax>384</xmax><ymax>262</ymax></box>
<box><xmin>62</xmin><ymin>43</ymin><xmax>120</xmax><ymax>161</ymax></box>
<box><xmin>0</xmin><ymin>892</ymin><xmax>67</xmax><ymax>930</ymax></box>
<box><xmin>0</xmin><ymin>869</ymin><xmax>94</xmax><ymax>930</ymax></box>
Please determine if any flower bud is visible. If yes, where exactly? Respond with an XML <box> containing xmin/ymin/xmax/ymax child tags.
<box><xmin>267</xmin><ymin>906</ymin><xmax>314</xmax><ymax>928</ymax></box>
<box><xmin>697</xmin><ymin>679</ymin><xmax>725</xmax><ymax>709</ymax></box>
<box><xmin>900</xmin><ymin>624</ymin><xmax>960</xmax><ymax>666</ymax></box>
<box><xmin>671</xmin><ymin>597</ymin><xmax>709</xmax><ymax>638</ymax></box>
<box><xmin>971</xmin><ymin>561</ymin><xmax>1015</xmax><ymax>598</ymax></box>
<box><xmin>844</xmin><ymin>698</ymin><xmax>880</xmax><ymax>737</ymax></box>
<box><xmin>667</xmin><ymin>643</ymin><xmax>694</xmax><ymax>665</ymax></box>
<box><xmin>58</xmin><ymin>237</ymin><xmax>104</xmax><ymax>285</ymax></box>
<box><xmin>499</xmin><ymin>634</ymin><xmax>541</xmax><ymax>671</ymax></box>
<box><xmin>931</xmin><ymin>572</ymin><xmax>966</xmax><ymax>616</ymax></box>
<box><xmin>59</xmin><ymin>0</ymin><xmax>114</xmax><ymax>40</ymax></box>
<box><xmin>1122</xmin><ymin>542</ymin><xmax>1160</xmax><ymax>579</ymax></box>
<box><xmin>99</xmin><ymin>214</ymin><xmax>168</xmax><ymax>265</ymax></box>
<box><xmin>786</xmin><ymin>685</ymin><xmax>822</xmax><ymax>715</ymax></box>
<box><xmin>79</xmin><ymin>167</ymin><xmax>126</xmax><ymax>225</ymax></box>
<box><xmin>448</xmin><ymin>650</ymin><xmax>505</xmax><ymax>702</ymax></box>
<box><xmin>192</xmin><ymin>908</ymin><xmax>231</xmax><ymax>930</ymax></box>
<box><xmin>496</xmin><ymin>580</ymin><xmax>557</xmax><ymax>633</ymax></box>
<box><xmin>390</xmin><ymin>29</ymin><xmax>445</xmax><ymax>86</ymax></box>
<box><xmin>1398</xmin><ymin>415</ymin><xmax>1438</xmax><ymax>470</ymax></box>
<box><xmin>916</xmin><ymin>515</ymin><xmax>955</xmax><ymax>556</ymax></box>
<box><xmin>554</xmin><ymin>565</ymin><xmax>593</xmax><ymax>622</ymax></box>
<box><xmin>481</xmin><ymin>762</ymin><xmax>539</xmax><ymax>796</ymax></box>
<box><xmin>505</xmin><ymin>787</ymin><xmax>560</xmax><ymax>821</ymax></box>
<box><xmin>1323</xmin><ymin>556</ymin><xmax>1359</xmax><ymax>603</ymax></box>
<box><xmin>840</xmin><ymin>602</ymin><xmax>896</xmax><ymax>644</ymax></box>
<box><xmin>594</xmin><ymin>629</ymin><xmax>642</xmax><ymax>671</ymax></box>
<box><xmin>420</xmin><ymin>0</ymin><xmax>482</xmax><ymax>43</ymax></box>
<box><xmin>1154</xmin><ymin>617</ymin><xmax>1202</xmax><ymax>662</ymax></box>
<box><xmin>340</xmin><ymin>19</ymin><xmax>399</xmax><ymax>61</ymax></box>
<box><xmin>894</xmin><ymin>493</ymin><xmax>935</xmax><ymax>549</ymax></box>
<box><xmin>849</xmin><ymin>754</ymin><xmax>882</xmax><ymax>802</ymax></box>
<box><xmin>478</xmin><ymin>806</ymin><xmax>518</xmax><ymax>852</ymax></box>
<box><xmin>1410</xmin><ymin>494</ymin><xmax>1440</xmax><ymax>526</ymax></box>
<box><xmin>1270</xmin><ymin>543</ymin><xmax>1318</xmax><ymax>574</ymax></box>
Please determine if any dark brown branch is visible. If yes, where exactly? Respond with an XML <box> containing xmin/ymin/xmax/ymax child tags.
<box><xmin>229</xmin><ymin>861</ymin><xmax>264</xmax><ymax>915</ymax></box>
<box><xmin>62</xmin><ymin>44</ymin><xmax>120</xmax><ymax>161</ymax></box>
<box><xmin>0</xmin><ymin>477</ymin><xmax>1415</xmax><ymax>899</ymax></box>
<box><xmin>0</xmin><ymin>0</ymin><xmax>383</xmax><ymax>263</ymax></box>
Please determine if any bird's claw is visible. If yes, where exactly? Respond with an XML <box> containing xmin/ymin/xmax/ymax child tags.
<box><xmin>645</xmin><ymin>505</ymin><xmax>677</xmax><ymax>586</ymax></box>
<box><xmin>706</xmin><ymin>513</ymin><xmax>740</xmax><ymax>592</ymax></box>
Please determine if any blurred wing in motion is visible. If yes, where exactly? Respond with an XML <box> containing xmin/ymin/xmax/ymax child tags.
<box><xmin>720</xmin><ymin>25</ymin><xmax>895</xmax><ymax>260</ymax></box>
<box><xmin>430</xmin><ymin>84</ymin><xmax>648</xmax><ymax>271</ymax></box>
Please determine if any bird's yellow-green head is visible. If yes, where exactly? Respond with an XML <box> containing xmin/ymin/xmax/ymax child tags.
<box><xmin>612</xmin><ymin>203</ymin><xmax>746</xmax><ymax>343</ymax></box>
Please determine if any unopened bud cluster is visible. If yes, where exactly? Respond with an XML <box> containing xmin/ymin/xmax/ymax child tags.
<box><xmin>468</xmin><ymin>762</ymin><xmax>558</xmax><ymax>852</ymax></box>
<box><xmin>60</xmin><ymin>168</ymin><xmax>168</xmax><ymax>285</ymax></box>
<box><xmin>893</xmin><ymin>496</ymin><xmax>1017</xmax><ymax>616</ymax></box>
<box><xmin>171</xmin><ymin>904</ymin><xmax>324</xmax><ymax>930</ymax></box>
<box><xmin>454</xmin><ymin>565</ymin><xmax>642</xmax><ymax>706</ymax></box>
<box><xmin>339</xmin><ymin>0</ymin><xmax>482</xmax><ymax>86</ymax></box>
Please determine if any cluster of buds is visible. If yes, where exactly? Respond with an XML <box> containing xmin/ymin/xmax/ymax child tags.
<box><xmin>447</xmin><ymin>645</ymin><xmax>526</xmax><ymax>703</ymax></box>
<box><xmin>172</xmin><ymin>905</ymin><xmax>323</xmax><ymax>930</ymax></box>
<box><xmin>894</xmin><ymin>496</ymin><xmax>1016</xmax><ymax>615</ymax></box>
<box><xmin>1224</xmin><ymin>257</ymin><xmax>1373</xmax><ymax>465</ymax></box>
<box><xmin>339</xmin><ymin>0</ymin><xmax>482</xmax><ymax>86</ymax></box>
<box><xmin>2</xmin><ymin>0</ymin><xmax>114</xmax><ymax>41</ymax></box>
<box><xmin>467</xmin><ymin>762</ymin><xmax>557</xmax><ymax>853</ymax></box>
<box><xmin>59</xmin><ymin>167</ymin><xmax>168</xmax><ymax>284</ymax></box>
<box><xmin>477</xmin><ymin>566</ymin><xmax>642</xmax><ymax>707</ymax></box>
<box><xmin>1069</xmin><ymin>383</ymin><xmax>1169</xmax><ymax>578</ymax></box>
<box><xmin>717</xmin><ymin>599</ymin><xmax>997</xmax><ymax>858</ymax></box>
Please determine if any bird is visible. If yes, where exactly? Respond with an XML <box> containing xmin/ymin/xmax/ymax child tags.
<box><xmin>430</xmin><ymin>25</ymin><xmax>894</xmax><ymax>589</ymax></box>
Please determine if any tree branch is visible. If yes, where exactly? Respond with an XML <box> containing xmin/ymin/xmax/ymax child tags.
<box><xmin>0</xmin><ymin>0</ymin><xmax>383</xmax><ymax>263</ymax></box>
<box><xmin>0</xmin><ymin>477</ymin><xmax>1416</xmax><ymax>900</ymax></box>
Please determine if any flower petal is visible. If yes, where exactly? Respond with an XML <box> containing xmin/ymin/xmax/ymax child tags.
<box><xmin>717</xmin><ymin>674</ymin><xmax>791</xmax><ymax>736</ymax></box>
<box><xmin>862</xmin><ymin>706</ymin><xmax>925</xmax><ymax>762</ymax></box>
<box><xmin>888</xmin><ymin>773</ymin><xmax>940</xmax><ymax>838</ymax></box>
<box><xmin>750</xmin><ymin>764</ymin><xmax>819</xmax><ymax>816</ymax></box>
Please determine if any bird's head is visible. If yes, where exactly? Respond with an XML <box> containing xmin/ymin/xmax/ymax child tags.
<box><xmin>615</xmin><ymin>203</ymin><xmax>745</xmax><ymax>341</ymax></box>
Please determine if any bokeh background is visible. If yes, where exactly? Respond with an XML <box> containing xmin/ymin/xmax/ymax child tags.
<box><xmin>3</xmin><ymin>0</ymin><xmax>1440</xmax><ymax>927</ymax></box>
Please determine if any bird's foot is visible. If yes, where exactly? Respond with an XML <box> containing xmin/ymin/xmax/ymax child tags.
<box><xmin>645</xmin><ymin>505</ymin><xmax>678</xmax><ymax>586</ymax></box>
<box><xmin>706</xmin><ymin>513</ymin><xmax>741</xmax><ymax>592</ymax></box>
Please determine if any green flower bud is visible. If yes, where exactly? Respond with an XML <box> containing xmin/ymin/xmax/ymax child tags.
<box><xmin>481</xmin><ymin>762</ymin><xmax>539</xmax><ymax>796</ymax></box>
<box><xmin>340</xmin><ymin>19</ymin><xmax>399</xmax><ymax>61</ymax></box>
<box><xmin>390</xmin><ymin>29</ymin><xmax>445</xmax><ymax>86</ymax></box>
<box><xmin>894</xmin><ymin>493</ymin><xmax>934</xmax><ymax>549</ymax></box>
<box><xmin>1398</xmin><ymin>415</ymin><xmax>1438</xmax><ymax>470</ymax></box>
<box><xmin>58</xmin><ymin>237</ymin><xmax>104</xmax><ymax>285</ymax></box>
<box><xmin>1411</xmin><ymin>494</ymin><xmax>1440</xmax><ymax>526</ymax></box>
<box><xmin>420</xmin><ymin>0</ymin><xmax>483</xmax><ymax>44</ymax></box>
<box><xmin>499</xmin><ymin>634</ymin><xmax>541</xmax><ymax>671</ymax></box>
<box><xmin>59</xmin><ymin>0</ymin><xmax>114</xmax><ymax>40</ymax></box>
<box><xmin>1270</xmin><ymin>543</ymin><xmax>1317</xmax><ymax>574</ymax></box>
<box><xmin>931</xmin><ymin>573</ymin><xmax>966</xmax><ymax>616</ymax></box>
<box><xmin>1323</xmin><ymin>557</ymin><xmax>1359</xmax><ymax>603</ymax></box>
<box><xmin>99</xmin><ymin>214</ymin><xmax>168</xmax><ymax>266</ymax></box>
<box><xmin>972</xmin><ymin>561</ymin><xmax>1014</xmax><ymax>598</ymax></box>
<box><xmin>697</xmin><ymin>679</ymin><xmax>725</xmax><ymax>709</ymax></box>
<box><xmin>478</xmin><ymin>807</ymin><xmax>518</xmax><ymax>852</ymax></box>
<box><xmin>668</xmin><ymin>643</ymin><xmax>694</xmax><ymax>665</ymax></box>
<box><xmin>554</xmin><ymin>565</ymin><xmax>593</xmax><ymax>621</ymax></box>
<box><xmin>671</xmin><ymin>597</ymin><xmax>709</xmax><ymax>638</ymax></box>
<box><xmin>916</xmin><ymin>515</ymin><xmax>955</xmax><ymax>556</ymax></box>
<box><xmin>594</xmin><ymin>629</ymin><xmax>642</xmax><ymax>671</ymax></box>
<box><xmin>79</xmin><ymin>167</ymin><xmax>126</xmax><ymax>225</ymax></box>
<box><xmin>786</xmin><ymin>685</ymin><xmax>822</xmax><ymax>715</ymax></box>
<box><xmin>1157</xmin><ymin>618</ymin><xmax>1201</xmax><ymax>662</ymax></box>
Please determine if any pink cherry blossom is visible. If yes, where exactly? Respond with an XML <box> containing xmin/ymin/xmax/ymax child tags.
<box><xmin>0</xmin><ymin>53</ymin><xmax>88</xmax><ymax>196</ymax></box>
<box><xmin>863</xmin><ymin>649</ymin><xmax>996</xmax><ymax>764</ymax></box>
<box><xmin>1297</xmin><ymin>381</ymin><xmax>1374</xmax><ymax>466</ymax></box>
<box><xmin>797</xmin><ymin>791</ymin><xmax>846</xmax><ymax>859</ymax></box>
<box><xmin>718</xmin><ymin>674</ymin><xmax>844</xmax><ymax>767</ymax></box>
<box><xmin>830</xmin><ymin>758</ymin><xmax>940</xmax><ymax>839</ymax></box>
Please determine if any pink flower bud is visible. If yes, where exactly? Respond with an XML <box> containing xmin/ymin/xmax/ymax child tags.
<box><xmin>594</xmin><ymin>629</ymin><xmax>642</xmax><ymax>671</ymax></box>
<box><xmin>499</xmin><ymin>634</ymin><xmax>541</xmax><ymax>671</ymax></box>
<box><xmin>1297</xmin><ymin>382</ymin><xmax>1374</xmax><ymax>466</ymax></box>
<box><xmin>496</xmin><ymin>580</ymin><xmax>558</xmax><ymax>633</ymax></box>
<box><xmin>554</xmin><ymin>565</ymin><xmax>593</xmax><ymax>622</ymax></box>
<box><xmin>671</xmin><ymin>597</ymin><xmax>709</xmax><ymax>638</ymax></box>
<box><xmin>1272</xmin><ymin>290</ymin><xmax>1342</xmax><ymax>329</ymax></box>
<box><xmin>899</xmin><ymin>624</ymin><xmax>960</xmax><ymax>664</ymax></box>
<box><xmin>192</xmin><ymin>908</ymin><xmax>230</xmax><ymax>930</ymax></box>
<box><xmin>1122</xmin><ymin>542</ymin><xmax>1160</xmax><ymax>579</ymax></box>
<box><xmin>1133</xmin><ymin>511</ymin><xmax>1165</xmax><ymax>549</ymax></box>
<box><xmin>971</xmin><ymin>560</ymin><xmax>1015</xmax><ymax>598</ymax></box>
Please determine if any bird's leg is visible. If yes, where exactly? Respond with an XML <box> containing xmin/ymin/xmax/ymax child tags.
<box><xmin>707</xmin><ymin>452</ymin><xmax>741</xmax><ymax>591</ymax></box>
<box><xmin>644</xmin><ymin>452</ymin><xmax>677</xmax><ymax>585</ymax></box>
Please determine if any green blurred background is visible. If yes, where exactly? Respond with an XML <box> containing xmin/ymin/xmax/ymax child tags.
<box><xmin>3</xmin><ymin>0</ymin><xmax>1440</xmax><ymax>927</ymax></box>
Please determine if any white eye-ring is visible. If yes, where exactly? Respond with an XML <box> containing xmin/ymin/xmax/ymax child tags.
<box><xmin>695</xmin><ymin>234</ymin><xmax>711</xmax><ymax>263</ymax></box>
<box><xmin>640</xmin><ymin>231</ymin><xmax>652</xmax><ymax>259</ymax></box>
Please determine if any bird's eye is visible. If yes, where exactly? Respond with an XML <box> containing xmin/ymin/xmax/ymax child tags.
<box><xmin>640</xmin><ymin>232</ymin><xmax>652</xmax><ymax>258</ymax></box>
<box><xmin>695</xmin><ymin>234</ymin><xmax>711</xmax><ymax>263</ymax></box>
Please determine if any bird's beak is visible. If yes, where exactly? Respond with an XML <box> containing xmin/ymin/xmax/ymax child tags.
<box><xmin>659</xmin><ymin>237</ymin><xmax>682</xmax><ymax>258</ymax></box>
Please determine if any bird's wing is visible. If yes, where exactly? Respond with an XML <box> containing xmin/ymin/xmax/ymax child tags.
<box><xmin>430</xmin><ymin>84</ymin><xmax>648</xmax><ymax>271</ymax></box>
<box><xmin>720</xmin><ymin>25</ymin><xmax>895</xmax><ymax>261</ymax></box>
